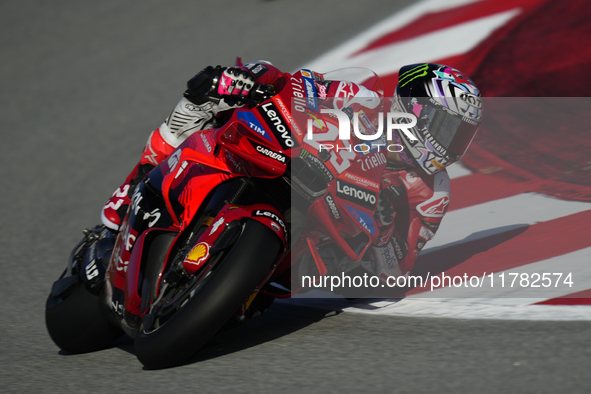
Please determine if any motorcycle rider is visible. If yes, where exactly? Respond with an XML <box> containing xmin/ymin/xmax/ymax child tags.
<box><xmin>101</xmin><ymin>61</ymin><xmax>482</xmax><ymax>286</ymax></box>
<box><xmin>359</xmin><ymin>63</ymin><xmax>482</xmax><ymax>282</ymax></box>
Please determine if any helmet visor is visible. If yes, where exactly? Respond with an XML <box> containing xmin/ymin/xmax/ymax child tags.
<box><xmin>417</xmin><ymin>101</ymin><xmax>479</xmax><ymax>158</ymax></box>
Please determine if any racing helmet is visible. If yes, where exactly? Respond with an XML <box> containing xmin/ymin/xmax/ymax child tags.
<box><xmin>390</xmin><ymin>63</ymin><xmax>483</xmax><ymax>174</ymax></box>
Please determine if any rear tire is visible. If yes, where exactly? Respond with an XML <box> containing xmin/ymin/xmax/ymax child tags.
<box><xmin>134</xmin><ymin>219</ymin><xmax>282</xmax><ymax>369</ymax></box>
<box><xmin>45</xmin><ymin>278</ymin><xmax>123</xmax><ymax>354</ymax></box>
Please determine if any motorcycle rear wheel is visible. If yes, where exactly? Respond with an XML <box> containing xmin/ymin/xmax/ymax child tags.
<box><xmin>134</xmin><ymin>219</ymin><xmax>282</xmax><ymax>369</ymax></box>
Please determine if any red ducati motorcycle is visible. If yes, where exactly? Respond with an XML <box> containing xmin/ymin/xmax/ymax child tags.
<box><xmin>46</xmin><ymin>67</ymin><xmax>387</xmax><ymax>369</ymax></box>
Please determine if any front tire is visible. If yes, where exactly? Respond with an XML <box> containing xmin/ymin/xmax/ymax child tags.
<box><xmin>134</xmin><ymin>219</ymin><xmax>282</xmax><ymax>369</ymax></box>
<box><xmin>45</xmin><ymin>277</ymin><xmax>123</xmax><ymax>354</ymax></box>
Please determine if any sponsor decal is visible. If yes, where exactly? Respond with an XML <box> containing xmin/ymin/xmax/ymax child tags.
<box><xmin>345</xmin><ymin>205</ymin><xmax>376</xmax><ymax>235</ymax></box>
<box><xmin>252</xmin><ymin>209</ymin><xmax>287</xmax><ymax>235</ymax></box>
<box><xmin>419</xmin><ymin>225</ymin><xmax>435</xmax><ymax>241</ymax></box>
<box><xmin>257</xmin><ymin>102</ymin><xmax>297</xmax><ymax>150</ymax></box>
<box><xmin>358</xmin><ymin>110</ymin><xmax>374</xmax><ymax>134</ymax></box>
<box><xmin>377</xmin><ymin>242</ymin><xmax>398</xmax><ymax>270</ymax></box>
<box><xmin>144</xmin><ymin>138</ymin><xmax>159</xmax><ymax>165</ymax></box>
<box><xmin>385</xmin><ymin>183</ymin><xmax>405</xmax><ymax>200</ymax></box>
<box><xmin>392</xmin><ymin>236</ymin><xmax>407</xmax><ymax>262</ymax></box>
<box><xmin>406</xmin><ymin>171</ymin><xmax>418</xmax><ymax>184</ymax></box>
<box><xmin>253</xmin><ymin>143</ymin><xmax>288</xmax><ymax>163</ymax></box>
<box><xmin>357</xmin><ymin>152</ymin><xmax>387</xmax><ymax>171</ymax></box>
<box><xmin>116</xmin><ymin>255</ymin><xmax>129</xmax><ymax>273</ymax></box>
<box><xmin>459</xmin><ymin>92</ymin><xmax>482</xmax><ymax>109</ymax></box>
<box><xmin>399</xmin><ymin>63</ymin><xmax>430</xmax><ymax>88</ymax></box>
<box><xmin>343</xmin><ymin>172</ymin><xmax>380</xmax><ymax>191</ymax></box>
<box><xmin>290</xmin><ymin>74</ymin><xmax>308</xmax><ymax>114</ymax></box>
<box><xmin>333</xmin><ymin>81</ymin><xmax>359</xmax><ymax>109</ymax></box>
<box><xmin>374</xmin><ymin>223</ymin><xmax>395</xmax><ymax>247</ymax></box>
<box><xmin>336</xmin><ymin>180</ymin><xmax>377</xmax><ymax>210</ymax></box>
<box><xmin>85</xmin><ymin>258</ymin><xmax>99</xmax><ymax>281</ymax></box>
<box><xmin>174</xmin><ymin>160</ymin><xmax>188</xmax><ymax>179</ymax></box>
<box><xmin>424</xmin><ymin>130</ymin><xmax>449</xmax><ymax>156</ymax></box>
<box><xmin>167</xmin><ymin>150</ymin><xmax>182</xmax><ymax>172</ymax></box>
<box><xmin>299</xmin><ymin>149</ymin><xmax>335</xmax><ymax>182</ymax></box>
<box><xmin>209</xmin><ymin>217</ymin><xmax>225</xmax><ymax>235</ymax></box>
<box><xmin>244</xmin><ymin>62</ymin><xmax>268</xmax><ymax>78</ymax></box>
<box><xmin>184</xmin><ymin>101</ymin><xmax>212</xmax><ymax>112</ymax></box>
<box><xmin>301</xmin><ymin>69</ymin><xmax>318</xmax><ymax>111</ymax></box>
<box><xmin>273</xmin><ymin>95</ymin><xmax>302</xmax><ymax>136</ymax></box>
<box><xmin>422</xmin><ymin>220</ymin><xmax>440</xmax><ymax>232</ymax></box>
<box><xmin>431</xmin><ymin>159</ymin><xmax>446</xmax><ymax>171</ymax></box>
<box><xmin>200</xmin><ymin>132</ymin><xmax>212</xmax><ymax>153</ymax></box>
<box><xmin>237</xmin><ymin>111</ymin><xmax>273</xmax><ymax>142</ymax></box>
<box><xmin>416</xmin><ymin>195</ymin><xmax>450</xmax><ymax>218</ymax></box>
<box><xmin>105</xmin><ymin>185</ymin><xmax>129</xmax><ymax>211</ymax></box>
<box><xmin>382</xmin><ymin>177</ymin><xmax>406</xmax><ymax>200</ymax></box>
<box><xmin>422</xmin><ymin>159</ymin><xmax>438</xmax><ymax>175</ymax></box>
<box><xmin>316</xmin><ymin>82</ymin><xmax>327</xmax><ymax>98</ymax></box>
<box><xmin>416</xmin><ymin>239</ymin><xmax>426</xmax><ymax>250</ymax></box>
<box><xmin>111</xmin><ymin>299</ymin><xmax>124</xmax><ymax>316</ymax></box>
<box><xmin>131</xmin><ymin>187</ymin><xmax>143</xmax><ymax>216</ymax></box>
<box><xmin>183</xmin><ymin>242</ymin><xmax>210</xmax><ymax>268</ymax></box>
<box><xmin>225</xmin><ymin>152</ymin><xmax>244</xmax><ymax>174</ymax></box>
<box><xmin>324</xmin><ymin>193</ymin><xmax>342</xmax><ymax>221</ymax></box>
<box><xmin>143</xmin><ymin>208</ymin><xmax>161</xmax><ymax>228</ymax></box>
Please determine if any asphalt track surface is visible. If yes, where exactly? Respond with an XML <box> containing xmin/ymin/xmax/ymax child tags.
<box><xmin>1</xmin><ymin>1</ymin><xmax>590</xmax><ymax>393</ymax></box>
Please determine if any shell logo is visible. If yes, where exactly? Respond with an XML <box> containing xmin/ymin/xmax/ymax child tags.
<box><xmin>183</xmin><ymin>242</ymin><xmax>210</xmax><ymax>267</ymax></box>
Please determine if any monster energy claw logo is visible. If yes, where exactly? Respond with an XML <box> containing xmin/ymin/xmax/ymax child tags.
<box><xmin>399</xmin><ymin>64</ymin><xmax>430</xmax><ymax>87</ymax></box>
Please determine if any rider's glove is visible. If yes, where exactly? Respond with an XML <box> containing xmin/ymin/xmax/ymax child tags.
<box><xmin>184</xmin><ymin>66</ymin><xmax>253</xmax><ymax>102</ymax></box>
<box><xmin>217</xmin><ymin>67</ymin><xmax>256</xmax><ymax>97</ymax></box>
<box><xmin>214</xmin><ymin>67</ymin><xmax>256</xmax><ymax>106</ymax></box>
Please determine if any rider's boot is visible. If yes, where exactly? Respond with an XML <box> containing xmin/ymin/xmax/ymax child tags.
<box><xmin>101</xmin><ymin>129</ymin><xmax>175</xmax><ymax>231</ymax></box>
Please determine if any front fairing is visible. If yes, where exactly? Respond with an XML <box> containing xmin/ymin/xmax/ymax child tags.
<box><xmin>106</xmin><ymin>95</ymin><xmax>296</xmax><ymax>294</ymax></box>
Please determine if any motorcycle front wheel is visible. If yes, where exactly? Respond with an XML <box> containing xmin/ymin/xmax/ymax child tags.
<box><xmin>134</xmin><ymin>219</ymin><xmax>282</xmax><ymax>369</ymax></box>
<box><xmin>45</xmin><ymin>273</ymin><xmax>123</xmax><ymax>354</ymax></box>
